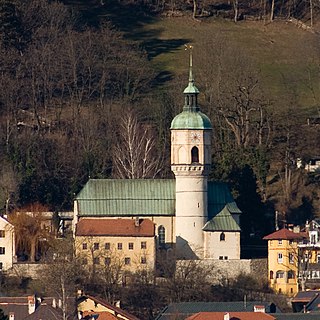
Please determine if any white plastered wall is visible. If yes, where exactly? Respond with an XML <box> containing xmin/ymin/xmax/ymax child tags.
<box><xmin>0</xmin><ymin>217</ymin><xmax>15</xmax><ymax>270</ymax></box>
<box><xmin>204</xmin><ymin>231</ymin><xmax>240</xmax><ymax>260</ymax></box>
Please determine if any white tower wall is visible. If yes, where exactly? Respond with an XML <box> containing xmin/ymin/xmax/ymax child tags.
<box><xmin>171</xmin><ymin>129</ymin><xmax>211</xmax><ymax>259</ymax></box>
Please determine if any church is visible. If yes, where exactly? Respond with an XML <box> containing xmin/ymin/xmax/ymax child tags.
<box><xmin>73</xmin><ymin>51</ymin><xmax>242</xmax><ymax>267</ymax></box>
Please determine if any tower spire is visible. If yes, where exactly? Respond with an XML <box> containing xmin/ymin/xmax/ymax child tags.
<box><xmin>183</xmin><ymin>44</ymin><xmax>199</xmax><ymax>110</ymax></box>
<box><xmin>186</xmin><ymin>44</ymin><xmax>194</xmax><ymax>84</ymax></box>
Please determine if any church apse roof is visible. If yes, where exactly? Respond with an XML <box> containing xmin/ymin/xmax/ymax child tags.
<box><xmin>76</xmin><ymin>179</ymin><xmax>241</xmax><ymax>220</ymax></box>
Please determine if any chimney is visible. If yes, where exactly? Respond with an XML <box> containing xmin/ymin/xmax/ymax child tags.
<box><xmin>9</xmin><ymin>312</ymin><xmax>14</xmax><ymax>320</ymax></box>
<box><xmin>58</xmin><ymin>299</ymin><xmax>62</xmax><ymax>309</ymax></box>
<box><xmin>27</xmin><ymin>296</ymin><xmax>36</xmax><ymax>314</ymax></box>
<box><xmin>52</xmin><ymin>298</ymin><xmax>56</xmax><ymax>308</ymax></box>
<box><xmin>134</xmin><ymin>217</ymin><xmax>140</xmax><ymax>227</ymax></box>
<box><xmin>77</xmin><ymin>289</ymin><xmax>83</xmax><ymax>298</ymax></box>
<box><xmin>254</xmin><ymin>305</ymin><xmax>266</xmax><ymax>313</ymax></box>
<box><xmin>224</xmin><ymin>313</ymin><xmax>230</xmax><ymax>320</ymax></box>
<box><xmin>115</xmin><ymin>300</ymin><xmax>121</xmax><ymax>308</ymax></box>
<box><xmin>306</xmin><ymin>220</ymin><xmax>310</xmax><ymax>232</ymax></box>
<box><xmin>293</xmin><ymin>226</ymin><xmax>300</xmax><ymax>233</ymax></box>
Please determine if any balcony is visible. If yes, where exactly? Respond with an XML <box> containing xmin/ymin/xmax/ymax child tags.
<box><xmin>298</xmin><ymin>240</ymin><xmax>320</xmax><ymax>248</ymax></box>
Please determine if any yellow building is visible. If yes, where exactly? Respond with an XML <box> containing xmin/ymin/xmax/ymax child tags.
<box><xmin>75</xmin><ymin>218</ymin><xmax>156</xmax><ymax>274</ymax></box>
<box><xmin>263</xmin><ymin>228</ymin><xmax>306</xmax><ymax>296</ymax></box>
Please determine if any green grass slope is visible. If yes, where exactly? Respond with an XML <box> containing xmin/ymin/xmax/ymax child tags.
<box><xmin>64</xmin><ymin>0</ymin><xmax>320</xmax><ymax>112</ymax></box>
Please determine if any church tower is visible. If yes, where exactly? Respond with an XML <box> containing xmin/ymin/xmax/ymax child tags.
<box><xmin>171</xmin><ymin>46</ymin><xmax>212</xmax><ymax>259</ymax></box>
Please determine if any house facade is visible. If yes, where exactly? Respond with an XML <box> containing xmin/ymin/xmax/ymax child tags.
<box><xmin>0</xmin><ymin>216</ymin><xmax>15</xmax><ymax>271</ymax></box>
<box><xmin>75</xmin><ymin>218</ymin><xmax>156</xmax><ymax>272</ymax></box>
<box><xmin>264</xmin><ymin>221</ymin><xmax>320</xmax><ymax>296</ymax></box>
<box><xmin>263</xmin><ymin>228</ymin><xmax>305</xmax><ymax>296</ymax></box>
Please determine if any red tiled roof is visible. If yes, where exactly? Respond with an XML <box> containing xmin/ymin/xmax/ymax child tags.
<box><xmin>186</xmin><ymin>312</ymin><xmax>276</xmax><ymax>320</ymax></box>
<box><xmin>263</xmin><ymin>228</ymin><xmax>307</xmax><ymax>240</ymax></box>
<box><xmin>82</xmin><ymin>311</ymin><xmax>118</xmax><ymax>320</ymax></box>
<box><xmin>76</xmin><ymin>218</ymin><xmax>155</xmax><ymax>237</ymax></box>
<box><xmin>79</xmin><ymin>295</ymin><xmax>139</xmax><ymax>320</ymax></box>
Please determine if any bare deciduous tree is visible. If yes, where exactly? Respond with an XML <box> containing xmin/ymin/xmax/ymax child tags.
<box><xmin>9</xmin><ymin>203</ymin><xmax>52</xmax><ymax>262</ymax></box>
<box><xmin>112</xmin><ymin>109</ymin><xmax>163</xmax><ymax>179</ymax></box>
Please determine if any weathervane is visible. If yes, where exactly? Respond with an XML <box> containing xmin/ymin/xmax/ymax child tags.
<box><xmin>184</xmin><ymin>44</ymin><xmax>194</xmax><ymax>83</ymax></box>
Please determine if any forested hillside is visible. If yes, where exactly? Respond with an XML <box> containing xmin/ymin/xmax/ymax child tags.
<box><xmin>0</xmin><ymin>0</ymin><xmax>320</xmax><ymax>241</ymax></box>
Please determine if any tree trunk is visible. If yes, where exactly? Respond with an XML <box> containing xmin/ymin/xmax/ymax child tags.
<box><xmin>270</xmin><ymin>0</ymin><xmax>275</xmax><ymax>21</ymax></box>
<box><xmin>309</xmin><ymin>0</ymin><xmax>313</xmax><ymax>27</ymax></box>
<box><xmin>233</xmin><ymin>0</ymin><xmax>239</xmax><ymax>22</ymax></box>
<box><xmin>30</xmin><ymin>237</ymin><xmax>37</xmax><ymax>262</ymax></box>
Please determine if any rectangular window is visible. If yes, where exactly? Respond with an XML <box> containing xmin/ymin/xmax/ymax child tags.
<box><xmin>82</xmin><ymin>243</ymin><xmax>87</xmax><ymax>250</ymax></box>
<box><xmin>118</xmin><ymin>243</ymin><xmax>122</xmax><ymax>250</ymax></box>
<box><xmin>141</xmin><ymin>242</ymin><xmax>147</xmax><ymax>249</ymax></box>
<box><xmin>93</xmin><ymin>257</ymin><xmax>100</xmax><ymax>265</ymax></box>
<box><xmin>0</xmin><ymin>247</ymin><xmax>5</xmax><ymax>255</ymax></box>
<box><xmin>82</xmin><ymin>258</ymin><xmax>88</xmax><ymax>265</ymax></box>
<box><xmin>129</xmin><ymin>243</ymin><xmax>134</xmax><ymax>250</ymax></box>
<box><xmin>278</xmin><ymin>240</ymin><xmax>282</xmax><ymax>245</ymax></box>
<box><xmin>317</xmin><ymin>253</ymin><xmax>320</xmax><ymax>264</ymax></box>
<box><xmin>219</xmin><ymin>256</ymin><xmax>223</xmax><ymax>260</ymax></box>
<box><xmin>125</xmin><ymin>257</ymin><xmax>131</xmax><ymax>265</ymax></box>
<box><xmin>141</xmin><ymin>257</ymin><xmax>146</xmax><ymax>264</ymax></box>
<box><xmin>278</xmin><ymin>253</ymin><xmax>283</xmax><ymax>264</ymax></box>
<box><xmin>105</xmin><ymin>257</ymin><xmax>111</xmax><ymax>266</ymax></box>
<box><xmin>105</xmin><ymin>243</ymin><xmax>110</xmax><ymax>250</ymax></box>
<box><xmin>93</xmin><ymin>243</ymin><xmax>99</xmax><ymax>251</ymax></box>
<box><xmin>224</xmin><ymin>256</ymin><xmax>228</xmax><ymax>260</ymax></box>
<box><xmin>0</xmin><ymin>230</ymin><xmax>5</xmax><ymax>238</ymax></box>
<box><xmin>0</xmin><ymin>262</ymin><xmax>2</xmax><ymax>269</ymax></box>
<box><xmin>289</xmin><ymin>253</ymin><xmax>294</xmax><ymax>264</ymax></box>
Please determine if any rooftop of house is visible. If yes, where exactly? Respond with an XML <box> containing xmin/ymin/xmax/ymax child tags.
<box><xmin>81</xmin><ymin>311</ymin><xmax>118</xmax><ymax>320</ymax></box>
<box><xmin>78</xmin><ymin>295</ymin><xmax>139</xmax><ymax>320</ymax></box>
<box><xmin>275</xmin><ymin>314</ymin><xmax>320</xmax><ymax>319</ymax></box>
<box><xmin>75</xmin><ymin>218</ymin><xmax>155</xmax><ymax>237</ymax></box>
<box><xmin>155</xmin><ymin>302</ymin><xmax>280</xmax><ymax>320</ymax></box>
<box><xmin>263</xmin><ymin>228</ymin><xmax>307</xmax><ymax>240</ymax></box>
<box><xmin>0</xmin><ymin>296</ymin><xmax>72</xmax><ymax>320</ymax></box>
<box><xmin>185</xmin><ymin>312</ymin><xmax>276</xmax><ymax>320</ymax></box>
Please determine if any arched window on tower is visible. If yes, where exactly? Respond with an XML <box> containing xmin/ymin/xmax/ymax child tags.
<box><xmin>158</xmin><ymin>225</ymin><xmax>165</xmax><ymax>247</ymax></box>
<box><xmin>220</xmin><ymin>232</ymin><xmax>225</xmax><ymax>241</ymax></box>
<box><xmin>191</xmin><ymin>147</ymin><xmax>199</xmax><ymax>163</ymax></box>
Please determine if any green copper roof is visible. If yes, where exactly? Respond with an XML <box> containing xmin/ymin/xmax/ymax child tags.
<box><xmin>170</xmin><ymin>111</ymin><xmax>212</xmax><ymax>130</ymax></box>
<box><xmin>183</xmin><ymin>82</ymin><xmax>199</xmax><ymax>94</ymax></box>
<box><xmin>171</xmin><ymin>48</ymin><xmax>212</xmax><ymax>130</ymax></box>
<box><xmin>76</xmin><ymin>180</ymin><xmax>241</xmax><ymax>229</ymax></box>
<box><xmin>203</xmin><ymin>206</ymin><xmax>241</xmax><ymax>232</ymax></box>
<box><xmin>76</xmin><ymin>179</ymin><xmax>175</xmax><ymax>216</ymax></box>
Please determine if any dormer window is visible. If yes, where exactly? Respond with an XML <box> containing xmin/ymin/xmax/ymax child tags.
<box><xmin>191</xmin><ymin>146</ymin><xmax>199</xmax><ymax>163</ymax></box>
<box><xmin>220</xmin><ymin>232</ymin><xmax>225</xmax><ymax>241</ymax></box>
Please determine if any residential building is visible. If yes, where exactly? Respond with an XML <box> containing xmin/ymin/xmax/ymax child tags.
<box><xmin>77</xmin><ymin>294</ymin><xmax>139</xmax><ymax>320</ymax></box>
<box><xmin>186</xmin><ymin>312</ymin><xmax>276</xmax><ymax>320</ymax></box>
<box><xmin>75</xmin><ymin>218</ymin><xmax>156</xmax><ymax>272</ymax></box>
<box><xmin>155</xmin><ymin>301</ymin><xmax>279</xmax><ymax>320</ymax></box>
<box><xmin>0</xmin><ymin>216</ymin><xmax>15</xmax><ymax>271</ymax></box>
<box><xmin>73</xmin><ymin>52</ymin><xmax>242</xmax><ymax>267</ymax></box>
<box><xmin>0</xmin><ymin>296</ymin><xmax>65</xmax><ymax>320</ymax></box>
<box><xmin>263</xmin><ymin>228</ymin><xmax>306</xmax><ymax>296</ymax></box>
<box><xmin>297</xmin><ymin>220</ymin><xmax>320</xmax><ymax>289</ymax></box>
